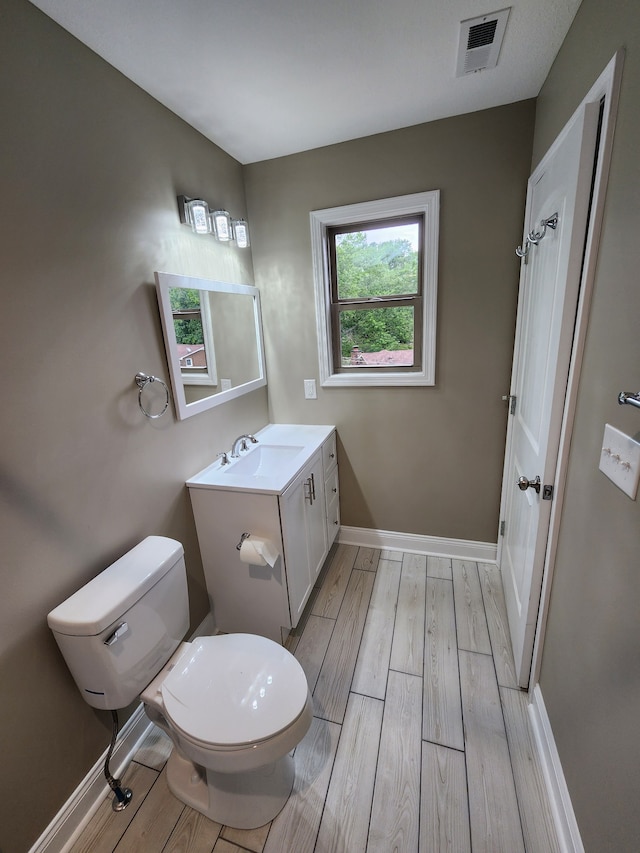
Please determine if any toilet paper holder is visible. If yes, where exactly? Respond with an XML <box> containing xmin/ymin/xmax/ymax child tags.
<box><xmin>236</xmin><ymin>532</ymin><xmax>251</xmax><ymax>551</ymax></box>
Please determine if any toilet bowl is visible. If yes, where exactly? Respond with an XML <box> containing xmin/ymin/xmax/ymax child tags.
<box><xmin>141</xmin><ymin>633</ymin><xmax>313</xmax><ymax>828</ymax></box>
<box><xmin>47</xmin><ymin>536</ymin><xmax>312</xmax><ymax>829</ymax></box>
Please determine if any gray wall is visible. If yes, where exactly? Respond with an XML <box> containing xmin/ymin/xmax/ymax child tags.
<box><xmin>531</xmin><ymin>1</ymin><xmax>640</xmax><ymax>849</ymax></box>
<box><xmin>245</xmin><ymin>102</ymin><xmax>535</xmax><ymax>542</ymax></box>
<box><xmin>0</xmin><ymin>2</ymin><xmax>269</xmax><ymax>850</ymax></box>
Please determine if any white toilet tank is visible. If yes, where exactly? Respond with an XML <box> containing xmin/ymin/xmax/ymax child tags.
<box><xmin>47</xmin><ymin>536</ymin><xmax>189</xmax><ymax>710</ymax></box>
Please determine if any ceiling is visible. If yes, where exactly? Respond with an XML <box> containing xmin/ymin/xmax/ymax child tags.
<box><xmin>28</xmin><ymin>0</ymin><xmax>582</xmax><ymax>164</ymax></box>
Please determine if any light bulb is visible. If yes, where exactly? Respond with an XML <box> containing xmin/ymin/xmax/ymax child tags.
<box><xmin>185</xmin><ymin>199</ymin><xmax>211</xmax><ymax>234</ymax></box>
<box><xmin>233</xmin><ymin>219</ymin><xmax>250</xmax><ymax>248</ymax></box>
<box><xmin>212</xmin><ymin>210</ymin><xmax>232</xmax><ymax>242</ymax></box>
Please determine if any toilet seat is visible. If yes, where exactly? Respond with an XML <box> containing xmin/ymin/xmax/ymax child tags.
<box><xmin>160</xmin><ymin>634</ymin><xmax>309</xmax><ymax>747</ymax></box>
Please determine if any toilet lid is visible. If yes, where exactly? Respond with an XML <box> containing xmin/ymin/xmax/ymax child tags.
<box><xmin>161</xmin><ymin>634</ymin><xmax>309</xmax><ymax>747</ymax></box>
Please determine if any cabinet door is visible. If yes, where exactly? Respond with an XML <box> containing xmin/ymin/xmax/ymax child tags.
<box><xmin>280</xmin><ymin>451</ymin><xmax>327</xmax><ymax>626</ymax></box>
<box><xmin>280</xmin><ymin>473</ymin><xmax>312</xmax><ymax>626</ymax></box>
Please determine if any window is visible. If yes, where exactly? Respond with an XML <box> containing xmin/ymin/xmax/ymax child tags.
<box><xmin>169</xmin><ymin>287</ymin><xmax>218</xmax><ymax>386</ymax></box>
<box><xmin>311</xmin><ymin>191</ymin><xmax>439</xmax><ymax>386</ymax></box>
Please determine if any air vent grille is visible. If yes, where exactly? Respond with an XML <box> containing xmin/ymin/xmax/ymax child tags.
<box><xmin>467</xmin><ymin>19</ymin><xmax>498</xmax><ymax>50</ymax></box>
<box><xmin>456</xmin><ymin>8</ymin><xmax>510</xmax><ymax>76</ymax></box>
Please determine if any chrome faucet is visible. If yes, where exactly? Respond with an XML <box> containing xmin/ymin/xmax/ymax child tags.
<box><xmin>230</xmin><ymin>433</ymin><xmax>258</xmax><ymax>458</ymax></box>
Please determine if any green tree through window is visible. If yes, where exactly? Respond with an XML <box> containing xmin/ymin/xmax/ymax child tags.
<box><xmin>335</xmin><ymin>231</ymin><xmax>417</xmax><ymax>358</ymax></box>
<box><xmin>170</xmin><ymin>287</ymin><xmax>204</xmax><ymax>345</ymax></box>
<box><xmin>330</xmin><ymin>220</ymin><xmax>421</xmax><ymax>367</ymax></box>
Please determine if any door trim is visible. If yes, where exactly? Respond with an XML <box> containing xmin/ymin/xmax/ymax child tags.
<box><xmin>528</xmin><ymin>50</ymin><xmax>624</xmax><ymax>691</ymax></box>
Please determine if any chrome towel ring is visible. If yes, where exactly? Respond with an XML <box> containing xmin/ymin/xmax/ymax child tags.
<box><xmin>135</xmin><ymin>372</ymin><xmax>170</xmax><ymax>419</ymax></box>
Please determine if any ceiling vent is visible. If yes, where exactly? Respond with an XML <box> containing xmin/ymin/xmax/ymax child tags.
<box><xmin>456</xmin><ymin>8</ymin><xmax>510</xmax><ymax>77</ymax></box>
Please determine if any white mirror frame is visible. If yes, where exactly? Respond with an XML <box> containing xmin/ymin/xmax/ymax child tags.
<box><xmin>155</xmin><ymin>271</ymin><xmax>266</xmax><ymax>420</ymax></box>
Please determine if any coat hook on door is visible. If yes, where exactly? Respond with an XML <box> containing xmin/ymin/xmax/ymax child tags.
<box><xmin>516</xmin><ymin>213</ymin><xmax>559</xmax><ymax>259</ymax></box>
<box><xmin>618</xmin><ymin>391</ymin><xmax>640</xmax><ymax>410</ymax></box>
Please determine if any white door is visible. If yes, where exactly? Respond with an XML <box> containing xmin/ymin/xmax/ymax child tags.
<box><xmin>499</xmin><ymin>102</ymin><xmax>601</xmax><ymax>687</ymax></box>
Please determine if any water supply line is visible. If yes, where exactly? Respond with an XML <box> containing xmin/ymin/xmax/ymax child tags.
<box><xmin>104</xmin><ymin>710</ymin><xmax>133</xmax><ymax>812</ymax></box>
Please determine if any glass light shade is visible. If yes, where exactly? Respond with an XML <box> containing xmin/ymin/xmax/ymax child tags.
<box><xmin>185</xmin><ymin>199</ymin><xmax>212</xmax><ymax>234</ymax></box>
<box><xmin>232</xmin><ymin>219</ymin><xmax>250</xmax><ymax>248</ymax></box>
<box><xmin>212</xmin><ymin>210</ymin><xmax>232</xmax><ymax>242</ymax></box>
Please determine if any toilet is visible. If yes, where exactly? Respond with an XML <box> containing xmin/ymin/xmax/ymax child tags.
<box><xmin>47</xmin><ymin>536</ymin><xmax>313</xmax><ymax>829</ymax></box>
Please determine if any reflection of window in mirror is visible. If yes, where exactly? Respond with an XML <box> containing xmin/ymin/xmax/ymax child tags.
<box><xmin>169</xmin><ymin>288</ymin><xmax>218</xmax><ymax>386</ymax></box>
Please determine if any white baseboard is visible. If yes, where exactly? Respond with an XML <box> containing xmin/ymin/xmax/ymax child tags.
<box><xmin>338</xmin><ymin>525</ymin><xmax>497</xmax><ymax>563</ymax></box>
<box><xmin>30</xmin><ymin>613</ymin><xmax>215</xmax><ymax>853</ymax></box>
<box><xmin>28</xmin><ymin>705</ymin><xmax>152</xmax><ymax>853</ymax></box>
<box><xmin>529</xmin><ymin>684</ymin><xmax>584</xmax><ymax>853</ymax></box>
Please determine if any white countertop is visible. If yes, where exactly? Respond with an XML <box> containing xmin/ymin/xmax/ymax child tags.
<box><xmin>186</xmin><ymin>423</ymin><xmax>335</xmax><ymax>495</ymax></box>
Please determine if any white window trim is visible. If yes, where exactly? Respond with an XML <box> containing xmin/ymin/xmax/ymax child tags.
<box><xmin>310</xmin><ymin>191</ymin><xmax>439</xmax><ymax>387</ymax></box>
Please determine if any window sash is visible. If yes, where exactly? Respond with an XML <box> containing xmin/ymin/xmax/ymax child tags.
<box><xmin>327</xmin><ymin>214</ymin><xmax>424</xmax><ymax>374</ymax></box>
<box><xmin>330</xmin><ymin>298</ymin><xmax>424</xmax><ymax>373</ymax></box>
<box><xmin>329</xmin><ymin>215</ymin><xmax>423</xmax><ymax>299</ymax></box>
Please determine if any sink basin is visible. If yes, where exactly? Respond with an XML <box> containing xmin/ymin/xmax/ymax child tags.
<box><xmin>225</xmin><ymin>444</ymin><xmax>304</xmax><ymax>478</ymax></box>
<box><xmin>187</xmin><ymin>424</ymin><xmax>335</xmax><ymax>494</ymax></box>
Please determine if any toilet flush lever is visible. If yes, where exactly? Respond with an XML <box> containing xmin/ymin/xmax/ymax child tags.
<box><xmin>104</xmin><ymin>622</ymin><xmax>128</xmax><ymax>646</ymax></box>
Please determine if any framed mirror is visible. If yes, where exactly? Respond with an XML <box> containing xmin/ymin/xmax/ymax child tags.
<box><xmin>155</xmin><ymin>271</ymin><xmax>266</xmax><ymax>420</ymax></box>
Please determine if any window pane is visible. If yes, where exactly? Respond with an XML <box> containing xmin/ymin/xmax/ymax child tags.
<box><xmin>335</xmin><ymin>223</ymin><xmax>419</xmax><ymax>300</ymax></box>
<box><xmin>339</xmin><ymin>306</ymin><xmax>415</xmax><ymax>367</ymax></box>
<box><xmin>170</xmin><ymin>287</ymin><xmax>210</xmax><ymax>371</ymax></box>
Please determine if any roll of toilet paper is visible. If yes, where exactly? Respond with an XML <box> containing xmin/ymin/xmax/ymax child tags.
<box><xmin>239</xmin><ymin>536</ymin><xmax>279</xmax><ymax>567</ymax></box>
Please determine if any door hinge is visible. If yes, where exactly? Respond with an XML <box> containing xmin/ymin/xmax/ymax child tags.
<box><xmin>543</xmin><ymin>484</ymin><xmax>554</xmax><ymax>501</ymax></box>
<box><xmin>502</xmin><ymin>394</ymin><xmax>517</xmax><ymax>414</ymax></box>
<box><xmin>500</xmin><ymin>520</ymin><xmax>506</xmax><ymax>536</ymax></box>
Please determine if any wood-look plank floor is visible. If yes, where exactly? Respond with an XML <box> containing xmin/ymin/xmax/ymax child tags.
<box><xmin>73</xmin><ymin>545</ymin><xmax>560</xmax><ymax>853</ymax></box>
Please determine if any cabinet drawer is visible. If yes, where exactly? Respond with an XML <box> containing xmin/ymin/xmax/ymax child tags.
<box><xmin>322</xmin><ymin>432</ymin><xmax>337</xmax><ymax>477</ymax></box>
<box><xmin>326</xmin><ymin>492</ymin><xmax>340</xmax><ymax>543</ymax></box>
<box><xmin>325</xmin><ymin>467</ymin><xmax>339</xmax><ymax>504</ymax></box>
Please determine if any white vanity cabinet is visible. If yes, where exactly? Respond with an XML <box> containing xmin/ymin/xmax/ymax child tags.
<box><xmin>187</xmin><ymin>425</ymin><xmax>338</xmax><ymax>643</ymax></box>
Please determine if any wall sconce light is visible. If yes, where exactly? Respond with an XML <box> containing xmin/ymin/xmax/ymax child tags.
<box><xmin>177</xmin><ymin>195</ymin><xmax>250</xmax><ymax>247</ymax></box>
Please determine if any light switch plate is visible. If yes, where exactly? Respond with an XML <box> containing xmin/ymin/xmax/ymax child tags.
<box><xmin>304</xmin><ymin>379</ymin><xmax>317</xmax><ymax>400</ymax></box>
<box><xmin>599</xmin><ymin>423</ymin><xmax>640</xmax><ymax>499</ymax></box>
